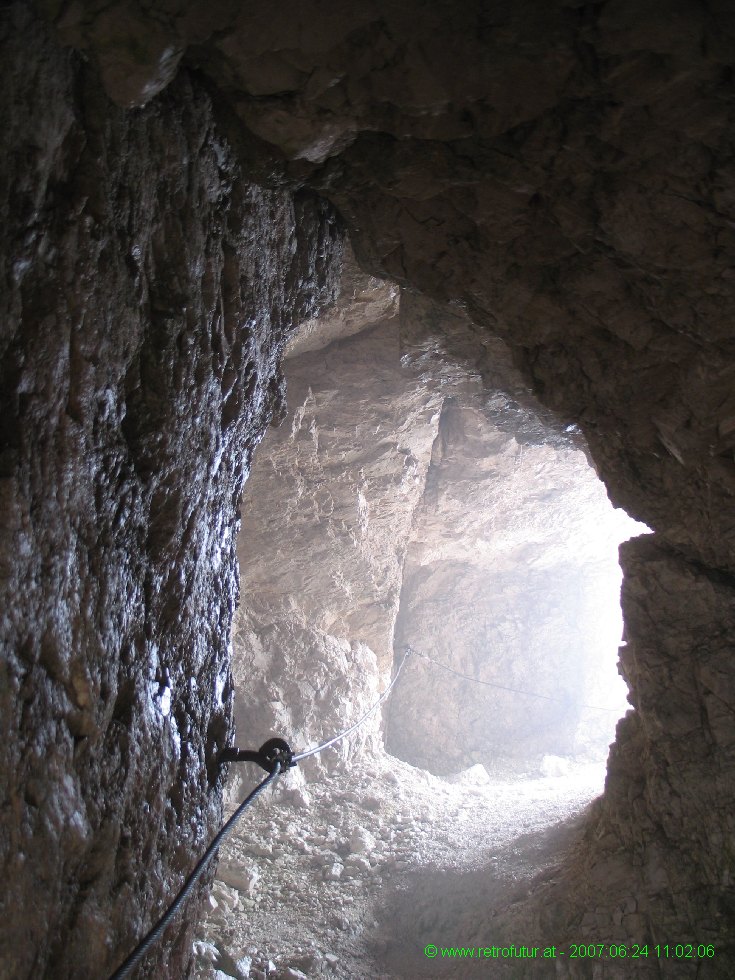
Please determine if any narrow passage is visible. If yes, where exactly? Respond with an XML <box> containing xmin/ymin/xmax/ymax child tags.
<box><xmin>193</xmin><ymin>750</ymin><xmax>606</xmax><ymax>979</ymax></box>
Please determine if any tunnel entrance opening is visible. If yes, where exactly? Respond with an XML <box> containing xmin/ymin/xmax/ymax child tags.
<box><xmin>384</xmin><ymin>411</ymin><xmax>648</xmax><ymax>786</ymax></box>
<box><xmin>192</xmin><ymin>262</ymin><xmax>649</xmax><ymax>978</ymax></box>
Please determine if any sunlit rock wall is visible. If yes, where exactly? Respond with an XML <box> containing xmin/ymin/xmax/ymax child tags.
<box><xmin>387</xmin><ymin>296</ymin><xmax>637</xmax><ymax>777</ymax></box>
<box><xmin>0</xmin><ymin>6</ymin><xmax>341</xmax><ymax>977</ymax></box>
<box><xmin>387</xmin><ymin>400</ymin><xmax>632</xmax><ymax>776</ymax></box>
<box><xmin>233</xmin><ymin>265</ymin><xmax>429</xmax><ymax>777</ymax></box>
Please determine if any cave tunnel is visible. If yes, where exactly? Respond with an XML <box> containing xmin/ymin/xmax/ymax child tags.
<box><xmin>211</xmin><ymin>266</ymin><xmax>651</xmax><ymax>978</ymax></box>
<box><xmin>2</xmin><ymin>2</ymin><xmax>735</xmax><ymax>979</ymax></box>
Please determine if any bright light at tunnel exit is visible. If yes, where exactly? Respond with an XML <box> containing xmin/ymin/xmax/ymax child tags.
<box><xmin>386</xmin><ymin>434</ymin><xmax>654</xmax><ymax>783</ymax></box>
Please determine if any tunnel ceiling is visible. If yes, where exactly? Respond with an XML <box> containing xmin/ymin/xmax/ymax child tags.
<box><xmin>3</xmin><ymin>1</ymin><xmax>735</xmax><ymax>975</ymax></box>
<box><xmin>52</xmin><ymin>0</ymin><xmax>735</xmax><ymax>571</ymax></box>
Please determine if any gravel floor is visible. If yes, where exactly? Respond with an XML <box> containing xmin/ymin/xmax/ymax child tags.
<box><xmin>191</xmin><ymin>751</ymin><xmax>606</xmax><ymax>980</ymax></box>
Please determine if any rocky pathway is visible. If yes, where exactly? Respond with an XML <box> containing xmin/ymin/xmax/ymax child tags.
<box><xmin>192</xmin><ymin>753</ymin><xmax>606</xmax><ymax>980</ymax></box>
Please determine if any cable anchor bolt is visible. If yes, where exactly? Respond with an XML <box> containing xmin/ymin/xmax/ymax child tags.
<box><xmin>220</xmin><ymin>737</ymin><xmax>296</xmax><ymax>774</ymax></box>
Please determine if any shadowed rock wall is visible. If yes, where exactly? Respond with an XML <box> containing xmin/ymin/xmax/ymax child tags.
<box><xmin>482</xmin><ymin>538</ymin><xmax>735</xmax><ymax>976</ymax></box>
<box><xmin>0</xmin><ymin>6</ymin><xmax>341</xmax><ymax>977</ymax></box>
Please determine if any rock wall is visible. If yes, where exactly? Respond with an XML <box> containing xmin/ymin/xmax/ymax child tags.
<box><xmin>610</xmin><ymin>539</ymin><xmax>735</xmax><ymax>951</ymax></box>
<box><xmin>0</xmin><ymin>6</ymin><xmax>341</xmax><ymax>977</ymax></box>
<box><xmin>483</xmin><ymin>537</ymin><xmax>735</xmax><ymax>976</ymax></box>
<box><xmin>387</xmin><ymin>297</ymin><xmax>638</xmax><ymax>778</ymax></box>
<box><xmin>232</xmin><ymin>265</ymin><xmax>427</xmax><ymax>779</ymax></box>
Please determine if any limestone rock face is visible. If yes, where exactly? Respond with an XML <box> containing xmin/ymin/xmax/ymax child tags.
<box><xmin>0</xmin><ymin>6</ymin><xmax>341</xmax><ymax>977</ymax></box>
<box><xmin>603</xmin><ymin>538</ymin><xmax>735</xmax><ymax>947</ymax></box>
<box><xmin>234</xmin><ymin>277</ymin><xmax>440</xmax><ymax>776</ymax></box>
<box><xmin>383</xmin><ymin>296</ymin><xmax>637</xmax><ymax>777</ymax></box>
<box><xmin>387</xmin><ymin>398</ymin><xmax>635</xmax><ymax>776</ymax></box>
<box><xmin>285</xmin><ymin>246</ymin><xmax>399</xmax><ymax>360</ymax></box>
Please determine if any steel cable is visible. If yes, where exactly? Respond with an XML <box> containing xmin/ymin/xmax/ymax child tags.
<box><xmin>107</xmin><ymin>641</ymin><xmax>617</xmax><ymax>977</ymax></box>
<box><xmin>410</xmin><ymin>648</ymin><xmax>622</xmax><ymax>712</ymax></box>
<box><xmin>107</xmin><ymin>652</ymin><xmax>410</xmax><ymax>978</ymax></box>
<box><xmin>108</xmin><ymin>763</ymin><xmax>281</xmax><ymax>980</ymax></box>
<box><xmin>292</xmin><ymin>648</ymin><xmax>412</xmax><ymax>762</ymax></box>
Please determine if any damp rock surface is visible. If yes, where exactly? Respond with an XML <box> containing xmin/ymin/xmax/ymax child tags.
<box><xmin>0</xmin><ymin>6</ymin><xmax>341</xmax><ymax>977</ymax></box>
